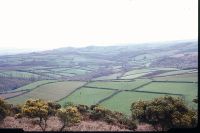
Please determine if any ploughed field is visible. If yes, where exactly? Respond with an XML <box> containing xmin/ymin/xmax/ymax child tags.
<box><xmin>2</xmin><ymin>67</ymin><xmax>198</xmax><ymax>115</ymax></box>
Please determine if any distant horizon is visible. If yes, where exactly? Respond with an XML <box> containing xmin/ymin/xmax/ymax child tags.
<box><xmin>0</xmin><ymin>38</ymin><xmax>197</xmax><ymax>52</ymax></box>
<box><xmin>0</xmin><ymin>39</ymin><xmax>197</xmax><ymax>56</ymax></box>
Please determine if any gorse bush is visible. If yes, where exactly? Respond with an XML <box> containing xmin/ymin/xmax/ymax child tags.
<box><xmin>131</xmin><ymin>96</ymin><xmax>198</xmax><ymax>131</ymax></box>
<box><xmin>22</xmin><ymin>99</ymin><xmax>49</xmax><ymax>131</ymax></box>
<box><xmin>56</xmin><ymin>106</ymin><xmax>81</xmax><ymax>131</ymax></box>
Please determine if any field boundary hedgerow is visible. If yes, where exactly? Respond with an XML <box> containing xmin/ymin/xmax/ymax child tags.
<box><xmin>152</xmin><ymin>70</ymin><xmax>197</xmax><ymax>78</ymax></box>
<box><xmin>130</xmin><ymin>81</ymin><xmax>152</xmax><ymax>91</ymax></box>
<box><xmin>133</xmin><ymin>90</ymin><xmax>184</xmax><ymax>98</ymax></box>
<box><xmin>96</xmin><ymin>90</ymin><xmax>122</xmax><ymax>104</ymax></box>
<box><xmin>151</xmin><ymin>80</ymin><xmax>197</xmax><ymax>83</ymax></box>
<box><xmin>83</xmin><ymin>86</ymin><xmax>119</xmax><ymax>91</ymax></box>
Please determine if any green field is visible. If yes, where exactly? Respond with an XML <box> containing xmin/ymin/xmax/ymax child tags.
<box><xmin>100</xmin><ymin>91</ymin><xmax>179</xmax><ymax>115</ymax></box>
<box><xmin>9</xmin><ymin>80</ymin><xmax>57</xmax><ymax>92</ymax></box>
<box><xmin>93</xmin><ymin>73</ymin><xmax>122</xmax><ymax>80</ymax></box>
<box><xmin>6</xmin><ymin>81</ymin><xmax>86</xmax><ymax>105</ymax></box>
<box><xmin>137</xmin><ymin>82</ymin><xmax>198</xmax><ymax>108</ymax></box>
<box><xmin>0</xmin><ymin>71</ymin><xmax>40</xmax><ymax>78</ymax></box>
<box><xmin>43</xmin><ymin>73</ymin><xmax>64</xmax><ymax>79</ymax></box>
<box><xmin>24</xmin><ymin>66</ymin><xmax>52</xmax><ymax>71</ymax></box>
<box><xmin>138</xmin><ymin>82</ymin><xmax>197</xmax><ymax>94</ymax></box>
<box><xmin>123</xmin><ymin>69</ymin><xmax>156</xmax><ymax>76</ymax></box>
<box><xmin>150</xmin><ymin>67</ymin><xmax>179</xmax><ymax>71</ymax></box>
<box><xmin>120</xmin><ymin>72</ymin><xmax>151</xmax><ymax>79</ymax></box>
<box><xmin>156</xmin><ymin>69</ymin><xmax>196</xmax><ymax>77</ymax></box>
<box><xmin>33</xmin><ymin>69</ymin><xmax>51</xmax><ymax>73</ymax></box>
<box><xmin>153</xmin><ymin>73</ymin><xmax>198</xmax><ymax>82</ymax></box>
<box><xmin>58</xmin><ymin>87</ymin><xmax>115</xmax><ymax>106</ymax></box>
<box><xmin>109</xmin><ymin>79</ymin><xmax>133</xmax><ymax>82</ymax></box>
<box><xmin>49</xmin><ymin>68</ymin><xmax>70</xmax><ymax>72</ymax></box>
<box><xmin>86</xmin><ymin>79</ymin><xmax>151</xmax><ymax>90</ymax></box>
<box><xmin>56</xmin><ymin>72</ymin><xmax>75</xmax><ymax>77</ymax></box>
<box><xmin>60</xmin><ymin>68</ymin><xmax>89</xmax><ymax>75</ymax></box>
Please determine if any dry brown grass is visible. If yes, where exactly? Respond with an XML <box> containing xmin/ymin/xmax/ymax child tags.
<box><xmin>0</xmin><ymin>116</ymin><xmax>154</xmax><ymax>131</ymax></box>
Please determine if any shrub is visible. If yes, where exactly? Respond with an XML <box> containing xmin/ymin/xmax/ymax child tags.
<box><xmin>76</xmin><ymin>104</ymin><xmax>89</xmax><ymax>113</ymax></box>
<box><xmin>90</xmin><ymin>104</ymin><xmax>99</xmax><ymax>110</ymax></box>
<box><xmin>47</xmin><ymin>102</ymin><xmax>61</xmax><ymax>116</ymax></box>
<box><xmin>56</xmin><ymin>106</ymin><xmax>81</xmax><ymax>131</ymax></box>
<box><xmin>22</xmin><ymin>99</ymin><xmax>49</xmax><ymax>131</ymax></box>
<box><xmin>10</xmin><ymin>104</ymin><xmax>22</xmax><ymax>116</ymax></box>
<box><xmin>89</xmin><ymin>105</ymin><xmax>137</xmax><ymax>130</ymax></box>
<box><xmin>0</xmin><ymin>98</ymin><xmax>9</xmax><ymax>121</ymax></box>
<box><xmin>131</xmin><ymin>96</ymin><xmax>198</xmax><ymax>131</ymax></box>
<box><xmin>90</xmin><ymin>105</ymin><xmax>108</xmax><ymax>120</ymax></box>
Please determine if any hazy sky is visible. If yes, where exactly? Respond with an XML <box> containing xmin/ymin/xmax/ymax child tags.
<box><xmin>0</xmin><ymin>0</ymin><xmax>198</xmax><ymax>50</ymax></box>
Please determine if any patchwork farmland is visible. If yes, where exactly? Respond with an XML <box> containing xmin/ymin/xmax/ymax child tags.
<box><xmin>0</xmin><ymin>41</ymin><xmax>198</xmax><ymax>116</ymax></box>
<box><xmin>2</xmin><ymin>67</ymin><xmax>198</xmax><ymax>115</ymax></box>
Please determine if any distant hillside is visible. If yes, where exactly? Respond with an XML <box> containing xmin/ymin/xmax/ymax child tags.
<box><xmin>0</xmin><ymin>40</ymin><xmax>197</xmax><ymax>69</ymax></box>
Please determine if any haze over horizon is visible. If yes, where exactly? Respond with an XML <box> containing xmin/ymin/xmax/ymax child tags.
<box><xmin>0</xmin><ymin>0</ymin><xmax>198</xmax><ymax>51</ymax></box>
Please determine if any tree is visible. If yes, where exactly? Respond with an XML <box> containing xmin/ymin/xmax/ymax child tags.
<box><xmin>56</xmin><ymin>106</ymin><xmax>81</xmax><ymax>131</ymax></box>
<box><xmin>22</xmin><ymin>99</ymin><xmax>49</xmax><ymax>131</ymax></box>
<box><xmin>131</xmin><ymin>96</ymin><xmax>197</xmax><ymax>131</ymax></box>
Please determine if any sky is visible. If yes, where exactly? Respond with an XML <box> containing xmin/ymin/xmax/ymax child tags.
<box><xmin>0</xmin><ymin>0</ymin><xmax>198</xmax><ymax>50</ymax></box>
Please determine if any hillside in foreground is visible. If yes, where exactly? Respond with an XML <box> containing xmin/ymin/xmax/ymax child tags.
<box><xmin>0</xmin><ymin>96</ymin><xmax>198</xmax><ymax>131</ymax></box>
<box><xmin>0</xmin><ymin>116</ymin><xmax>154</xmax><ymax>131</ymax></box>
